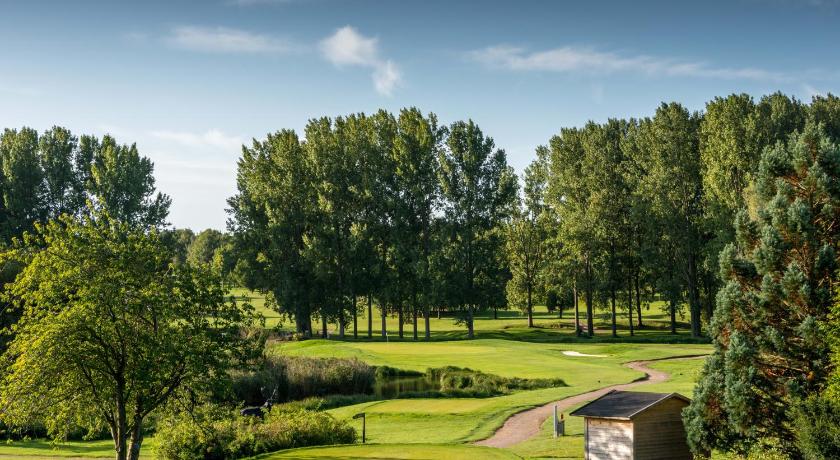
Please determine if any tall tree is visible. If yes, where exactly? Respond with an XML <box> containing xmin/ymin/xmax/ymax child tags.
<box><xmin>88</xmin><ymin>135</ymin><xmax>170</xmax><ymax>229</ymax></box>
<box><xmin>506</xmin><ymin>148</ymin><xmax>550</xmax><ymax>328</ymax></box>
<box><xmin>637</xmin><ymin>103</ymin><xmax>705</xmax><ymax>336</ymax></box>
<box><xmin>0</xmin><ymin>128</ymin><xmax>45</xmax><ymax>239</ymax></box>
<box><xmin>186</xmin><ymin>229</ymin><xmax>225</xmax><ymax>267</ymax></box>
<box><xmin>390</xmin><ymin>108</ymin><xmax>441</xmax><ymax>340</ymax></box>
<box><xmin>547</xmin><ymin>127</ymin><xmax>600</xmax><ymax>336</ymax></box>
<box><xmin>684</xmin><ymin>123</ymin><xmax>840</xmax><ymax>456</ymax></box>
<box><xmin>228</xmin><ymin>130</ymin><xmax>316</xmax><ymax>335</ymax></box>
<box><xmin>0</xmin><ymin>211</ymin><xmax>259</xmax><ymax>460</ymax></box>
<box><xmin>437</xmin><ymin>120</ymin><xmax>517</xmax><ymax>339</ymax></box>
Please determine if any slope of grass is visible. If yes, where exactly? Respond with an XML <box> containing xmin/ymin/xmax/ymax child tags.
<box><xmin>274</xmin><ymin>340</ymin><xmax>710</xmax><ymax>445</ymax></box>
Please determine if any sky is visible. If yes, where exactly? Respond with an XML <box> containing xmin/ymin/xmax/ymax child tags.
<box><xmin>1</xmin><ymin>0</ymin><xmax>839</xmax><ymax>231</ymax></box>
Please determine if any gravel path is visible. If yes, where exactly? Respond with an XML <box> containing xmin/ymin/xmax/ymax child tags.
<box><xmin>473</xmin><ymin>354</ymin><xmax>707</xmax><ymax>448</ymax></box>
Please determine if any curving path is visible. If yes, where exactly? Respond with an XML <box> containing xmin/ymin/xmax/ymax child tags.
<box><xmin>474</xmin><ymin>354</ymin><xmax>707</xmax><ymax>448</ymax></box>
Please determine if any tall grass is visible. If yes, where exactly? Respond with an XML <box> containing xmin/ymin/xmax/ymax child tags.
<box><xmin>232</xmin><ymin>356</ymin><xmax>375</xmax><ymax>405</ymax></box>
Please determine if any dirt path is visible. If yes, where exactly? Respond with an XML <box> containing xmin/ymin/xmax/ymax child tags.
<box><xmin>474</xmin><ymin>354</ymin><xmax>707</xmax><ymax>448</ymax></box>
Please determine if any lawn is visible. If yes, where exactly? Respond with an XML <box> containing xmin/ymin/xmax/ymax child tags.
<box><xmin>231</xmin><ymin>288</ymin><xmax>704</xmax><ymax>343</ymax></box>
<box><xmin>0</xmin><ymin>314</ymin><xmax>711</xmax><ymax>460</ymax></box>
<box><xmin>274</xmin><ymin>340</ymin><xmax>710</xmax><ymax>446</ymax></box>
<box><xmin>0</xmin><ymin>438</ymin><xmax>157</xmax><ymax>459</ymax></box>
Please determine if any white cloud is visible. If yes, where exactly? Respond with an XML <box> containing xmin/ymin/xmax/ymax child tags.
<box><xmin>802</xmin><ymin>83</ymin><xmax>825</xmax><ymax>99</ymax></box>
<box><xmin>470</xmin><ymin>45</ymin><xmax>786</xmax><ymax>81</ymax></box>
<box><xmin>150</xmin><ymin>129</ymin><xmax>243</xmax><ymax>151</ymax></box>
<box><xmin>168</xmin><ymin>26</ymin><xmax>291</xmax><ymax>54</ymax></box>
<box><xmin>320</xmin><ymin>26</ymin><xmax>402</xmax><ymax>96</ymax></box>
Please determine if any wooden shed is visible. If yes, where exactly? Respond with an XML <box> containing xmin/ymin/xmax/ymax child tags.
<box><xmin>570</xmin><ymin>390</ymin><xmax>691</xmax><ymax>460</ymax></box>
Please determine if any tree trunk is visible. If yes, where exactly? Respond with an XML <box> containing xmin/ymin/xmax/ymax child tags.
<box><xmin>467</xmin><ymin>304</ymin><xmax>474</xmax><ymax>339</ymax></box>
<box><xmin>398</xmin><ymin>304</ymin><xmax>404</xmax><ymax>339</ymax></box>
<box><xmin>574</xmin><ymin>280</ymin><xmax>580</xmax><ymax>337</ymax></box>
<box><xmin>352</xmin><ymin>295</ymin><xmax>358</xmax><ymax>339</ymax></box>
<box><xmin>610</xmin><ymin>241</ymin><xmax>617</xmax><ymax>337</ymax></box>
<box><xmin>322</xmin><ymin>314</ymin><xmax>328</xmax><ymax>338</ymax></box>
<box><xmin>493</xmin><ymin>305</ymin><xmax>497</xmax><ymax>319</ymax></box>
<box><xmin>526</xmin><ymin>285</ymin><xmax>534</xmax><ymax>328</ymax></box>
<box><xmin>585</xmin><ymin>257</ymin><xmax>594</xmax><ymax>337</ymax></box>
<box><xmin>627</xmin><ymin>270</ymin><xmax>634</xmax><ymax>337</ymax></box>
<box><xmin>412</xmin><ymin>291</ymin><xmax>418</xmax><ymax>341</ymax></box>
<box><xmin>437</xmin><ymin>306</ymin><xmax>441</xmax><ymax>319</ymax></box>
<box><xmin>367</xmin><ymin>293</ymin><xmax>373</xmax><ymax>339</ymax></box>
<box><xmin>113</xmin><ymin>392</ymin><xmax>128</xmax><ymax>460</ymax></box>
<box><xmin>634</xmin><ymin>272</ymin><xmax>643</xmax><ymax>328</ymax></box>
<box><xmin>424</xmin><ymin>305</ymin><xmax>430</xmax><ymax>340</ymax></box>
<box><xmin>127</xmin><ymin>419</ymin><xmax>143</xmax><ymax>460</ymax></box>
<box><xmin>338</xmin><ymin>309</ymin><xmax>345</xmax><ymax>339</ymax></box>
<box><xmin>381</xmin><ymin>302</ymin><xmax>387</xmax><ymax>339</ymax></box>
<box><xmin>687</xmin><ymin>252</ymin><xmax>701</xmax><ymax>337</ymax></box>
<box><xmin>670</xmin><ymin>298</ymin><xmax>677</xmax><ymax>335</ymax></box>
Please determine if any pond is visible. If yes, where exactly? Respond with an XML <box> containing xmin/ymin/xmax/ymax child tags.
<box><xmin>373</xmin><ymin>375</ymin><xmax>440</xmax><ymax>398</ymax></box>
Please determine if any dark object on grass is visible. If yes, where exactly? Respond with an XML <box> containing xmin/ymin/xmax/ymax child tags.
<box><xmin>240</xmin><ymin>387</ymin><xmax>277</xmax><ymax>417</ymax></box>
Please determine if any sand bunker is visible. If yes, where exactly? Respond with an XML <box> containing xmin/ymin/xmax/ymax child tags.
<box><xmin>562</xmin><ymin>350</ymin><xmax>608</xmax><ymax>358</ymax></box>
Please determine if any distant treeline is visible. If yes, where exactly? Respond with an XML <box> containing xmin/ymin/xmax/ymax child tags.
<box><xmin>225</xmin><ymin>93</ymin><xmax>840</xmax><ymax>339</ymax></box>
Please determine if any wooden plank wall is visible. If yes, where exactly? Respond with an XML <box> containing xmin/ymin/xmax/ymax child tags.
<box><xmin>631</xmin><ymin>399</ymin><xmax>692</xmax><ymax>460</ymax></box>
<box><xmin>585</xmin><ymin>418</ymin><xmax>633</xmax><ymax>459</ymax></box>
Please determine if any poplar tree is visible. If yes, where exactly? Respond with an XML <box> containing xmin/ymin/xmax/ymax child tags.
<box><xmin>437</xmin><ymin>120</ymin><xmax>517</xmax><ymax>339</ymax></box>
<box><xmin>506</xmin><ymin>148</ymin><xmax>550</xmax><ymax>328</ymax></box>
<box><xmin>228</xmin><ymin>130</ymin><xmax>316</xmax><ymax>335</ymax></box>
<box><xmin>684</xmin><ymin>123</ymin><xmax>840</xmax><ymax>456</ymax></box>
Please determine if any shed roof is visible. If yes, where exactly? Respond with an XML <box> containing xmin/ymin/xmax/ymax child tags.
<box><xmin>569</xmin><ymin>390</ymin><xmax>690</xmax><ymax>420</ymax></box>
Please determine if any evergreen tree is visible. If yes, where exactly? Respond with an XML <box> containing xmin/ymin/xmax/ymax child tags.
<box><xmin>684</xmin><ymin>123</ymin><xmax>840</xmax><ymax>456</ymax></box>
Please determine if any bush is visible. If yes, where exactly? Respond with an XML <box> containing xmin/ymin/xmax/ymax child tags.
<box><xmin>792</xmin><ymin>394</ymin><xmax>840</xmax><ymax>459</ymax></box>
<box><xmin>155</xmin><ymin>404</ymin><xmax>355</xmax><ymax>460</ymax></box>
<box><xmin>230</xmin><ymin>356</ymin><xmax>375</xmax><ymax>405</ymax></box>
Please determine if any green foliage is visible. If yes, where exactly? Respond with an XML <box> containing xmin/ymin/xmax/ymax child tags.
<box><xmin>0</xmin><ymin>127</ymin><xmax>169</xmax><ymax>242</ymax></box>
<box><xmin>791</xmin><ymin>394</ymin><xmax>840</xmax><ymax>459</ymax></box>
<box><xmin>0</xmin><ymin>210</ymin><xmax>261</xmax><ymax>460</ymax></box>
<box><xmin>684</xmin><ymin>123</ymin><xmax>840</xmax><ymax>456</ymax></box>
<box><xmin>155</xmin><ymin>405</ymin><xmax>355</xmax><ymax>460</ymax></box>
<box><xmin>437</xmin><ymin>120</ymin><xmax>518</xmax><ymax>337</ymax></box>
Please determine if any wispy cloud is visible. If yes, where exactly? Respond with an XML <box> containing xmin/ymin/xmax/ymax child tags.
<box><xmin>470</xmin><ymin>45</ymin><xmax>786</xmax><ymax>81</ymax></box>
<box><xmin>168</xmin><ymin>26</ymin><xmax>292</xmax><ymax>54</ymax></box>
<box><xmin>320</xmin><ymin>26</ymin><xmax>401</xmax><ymax>96</ymax></box>
<box><xmin>150</xmin><ymin>129</ymin><xmax>243</xmax><ymax>151</ymax></box>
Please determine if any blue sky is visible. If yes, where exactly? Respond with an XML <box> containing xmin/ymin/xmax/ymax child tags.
<box><xmin>1</xmin><ymin>0</ymin><xmax>839</xmax><ymax>230</ymax></box>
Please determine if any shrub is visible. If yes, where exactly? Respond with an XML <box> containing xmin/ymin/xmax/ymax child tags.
<box><xmin>155</xmin><ymin>405</ymin><xmax>355</xmax><ymax>460</ymax></box>
<box><xmin>792</xmin><ymin>394</ymin><xmax>840</xmax><ymax>459</ymax></box>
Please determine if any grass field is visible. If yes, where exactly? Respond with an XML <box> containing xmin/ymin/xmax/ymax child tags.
<box><xmin>0</xmin><ymin>438</ymin><xmax>157</xmax><ymax>459</ymax></box>
<box><xmin>233</xmin><ymin>288</ymin><xmax>704</xmax><ymax>343</ymax></box>
<box><xmin>0</xmin><ymin>291</ymin><xmax>711</xmax><ymax>460</ymax></box>
<box><xmin>274</xmin><ymin>340</ymin><xmax>709</xmax><ymax>446</ymax></box>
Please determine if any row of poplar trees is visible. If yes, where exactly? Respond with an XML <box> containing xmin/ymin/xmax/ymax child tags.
<box><xmin>229</xmin><ymin>94</ymin><xmax>840</xmax><ymax>345</ymax></box>
<box><xmin>228</xmin><ymin>109</ymin><xmax>517</xmax><ymax>339</ymax></box>
<box><xmin>508</xmin><ymin>93</ymin><xmax>840</xmax><ymax>343</ymax></box>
